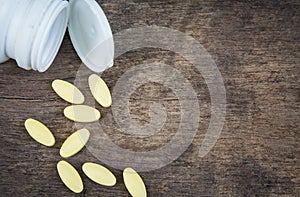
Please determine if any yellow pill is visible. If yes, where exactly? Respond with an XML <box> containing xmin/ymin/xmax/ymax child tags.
<box><xmin>123</xmin><ymin>168</ymin><xmax>147</xmax><ymax>197</ymax></box>
<box><xmin>64</xmin><ymin>105</ymin><xmax>101</xmax><ymax>122</ymax></box>
<box><xmin>82</xmin><ymin>162</ymin><xmax>117</xmax><ymax>186</ymax></box>
<box><xmin>88</xmin><ymin>74</ymin><xmax>112</xmax><ymax>108</ymax></box>
<box><xmin>60</xmin><ymin>129</ymin><xmax>90</xmax><ymax>158</ymax></box>
<box><xmin>24</xmin><ymin>118</ymin><xmax>55</xmax><ymax>147</ymax></box>
<box><xmin>52</xmin><ymin>79</ymin><xmax>84</xmax><ymax>104</ymax></box>
<box><xmin>57</xmin><ymin>160</ymin><xmax>83</xmax><ymax>193</ymax></box>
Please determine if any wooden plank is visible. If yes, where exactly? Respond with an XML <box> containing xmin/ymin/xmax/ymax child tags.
<box><xmin>0</xmin><ymin>0</ymin><xmax>298</xmax><ymax>196</ymax></box>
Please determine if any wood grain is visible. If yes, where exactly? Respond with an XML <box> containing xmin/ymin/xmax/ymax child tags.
<box><xmin>0</xmin><ymin>0</ymin><xmax>299</xmax><ymax>196</ymax></box>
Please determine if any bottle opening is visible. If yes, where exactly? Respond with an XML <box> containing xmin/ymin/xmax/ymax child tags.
<box><xmin>37</xmin><ymin>2</ymin><xmax>69</xmax><ymax>72</ymax></box>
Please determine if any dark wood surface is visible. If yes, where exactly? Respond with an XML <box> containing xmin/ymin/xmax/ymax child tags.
<box><xmin>0</xmin><ymin>0</ymin><xmax>299</xmax><ymax>196</ymax></box>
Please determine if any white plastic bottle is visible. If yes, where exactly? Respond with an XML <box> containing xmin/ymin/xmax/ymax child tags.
<box><xmin>0</xmin><ymin>0</ymin><xmax>114</xmax><ymax>73</ymax></box>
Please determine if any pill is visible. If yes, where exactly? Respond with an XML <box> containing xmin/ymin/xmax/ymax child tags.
<box><xmin>64</xmin><ymin>105</ymin><xmax>101</xmax><ymax>122</ymax></box>
<box><xmin>57</xmin><ymin>160</ymin><xmax>83</xmax><ymax>193</ymax></box>
<box><xmin>82</xmin><ymin>162</ymin><xmax>116</xmax><ymax>186</ymax></box>
<box><xmin>123</xmin><ymin>168</ymin><xmax>147</xmax><ymax>197</ymax></box>
<box><xmin>24</xmin><ymin>118</ymin><xmax>55</xmax><ymax>147</ymax></box>
<box><xmin>52</xmin><ymin>79</ymin><xmax>84</xmax><ymax>104</ymax></box>
<box><xmin>88</xmin><ymin>74</ymin><xmax>112</xmax><ymax>108</ymax></box>
<box><xmin>60</xmin><ymin>128</ymin><xmax>90</xmax><ymax>158</ymax></box>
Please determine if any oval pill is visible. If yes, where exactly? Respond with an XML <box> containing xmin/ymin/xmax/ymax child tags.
<box><xmin>89</xmin><ymin>74</ymin><xmax>112</xmax><ymax>108</ymax></box>
<box><xmin>82</xmin><ymin>162</ymin><xmax>117</xmax><ymax>186</ymax></box>
<box><xmin>24</xmin><ymin>118</ymin><xmax>55</xmax><ymax>147</ymax></box>
<box><xmin>64</xmin><ymin>105</ymin><xmax>101</xmax><ymax>122</ymax></box>
<box><xmin>52</xmin><ymin>79</ymin><xmax>84</xmax><ymax>104</ymax></box>
<box><xmin>60</xmin><ymin>129</ymin><xmax>90</xmax><ymax>158</ymax></box>
<box><xmin>57</xmin><ymin>160</ymin><xmax>83</xmax><ymax>193</ymax></box>
<box><xmin>123</xmin><ymin>168</ymin><xmax>147</xmax><ymax>197</ymax></box>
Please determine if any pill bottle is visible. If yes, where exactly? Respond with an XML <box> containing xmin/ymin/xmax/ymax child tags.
<box><xmin>0</xmin><ymin>0</ymin><xmax>114</xmax><ymax>72</ymax></box>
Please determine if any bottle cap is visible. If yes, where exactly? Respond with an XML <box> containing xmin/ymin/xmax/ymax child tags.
<box><xmin>68</xmin><ymin>0</ymin><xmax>114</xmax><ymax>72</ymax></box>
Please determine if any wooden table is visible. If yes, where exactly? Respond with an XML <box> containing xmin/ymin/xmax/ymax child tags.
<box><xmin>0</xmin><ymin>0</ymin><xmax>298</xmax><ymax>196</ymax></box>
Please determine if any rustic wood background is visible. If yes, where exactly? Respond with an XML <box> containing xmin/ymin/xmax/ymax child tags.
<box><xmin>0</xmin><ymin>0</ymin><xmax>299</xmax><ymax>196</ymax></box>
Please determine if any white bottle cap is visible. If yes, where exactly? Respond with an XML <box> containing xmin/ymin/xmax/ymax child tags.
<box><xmin>68</xmin><ymin>0</ymin><xmax>114</xmax><ymax>73</ymax></box>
